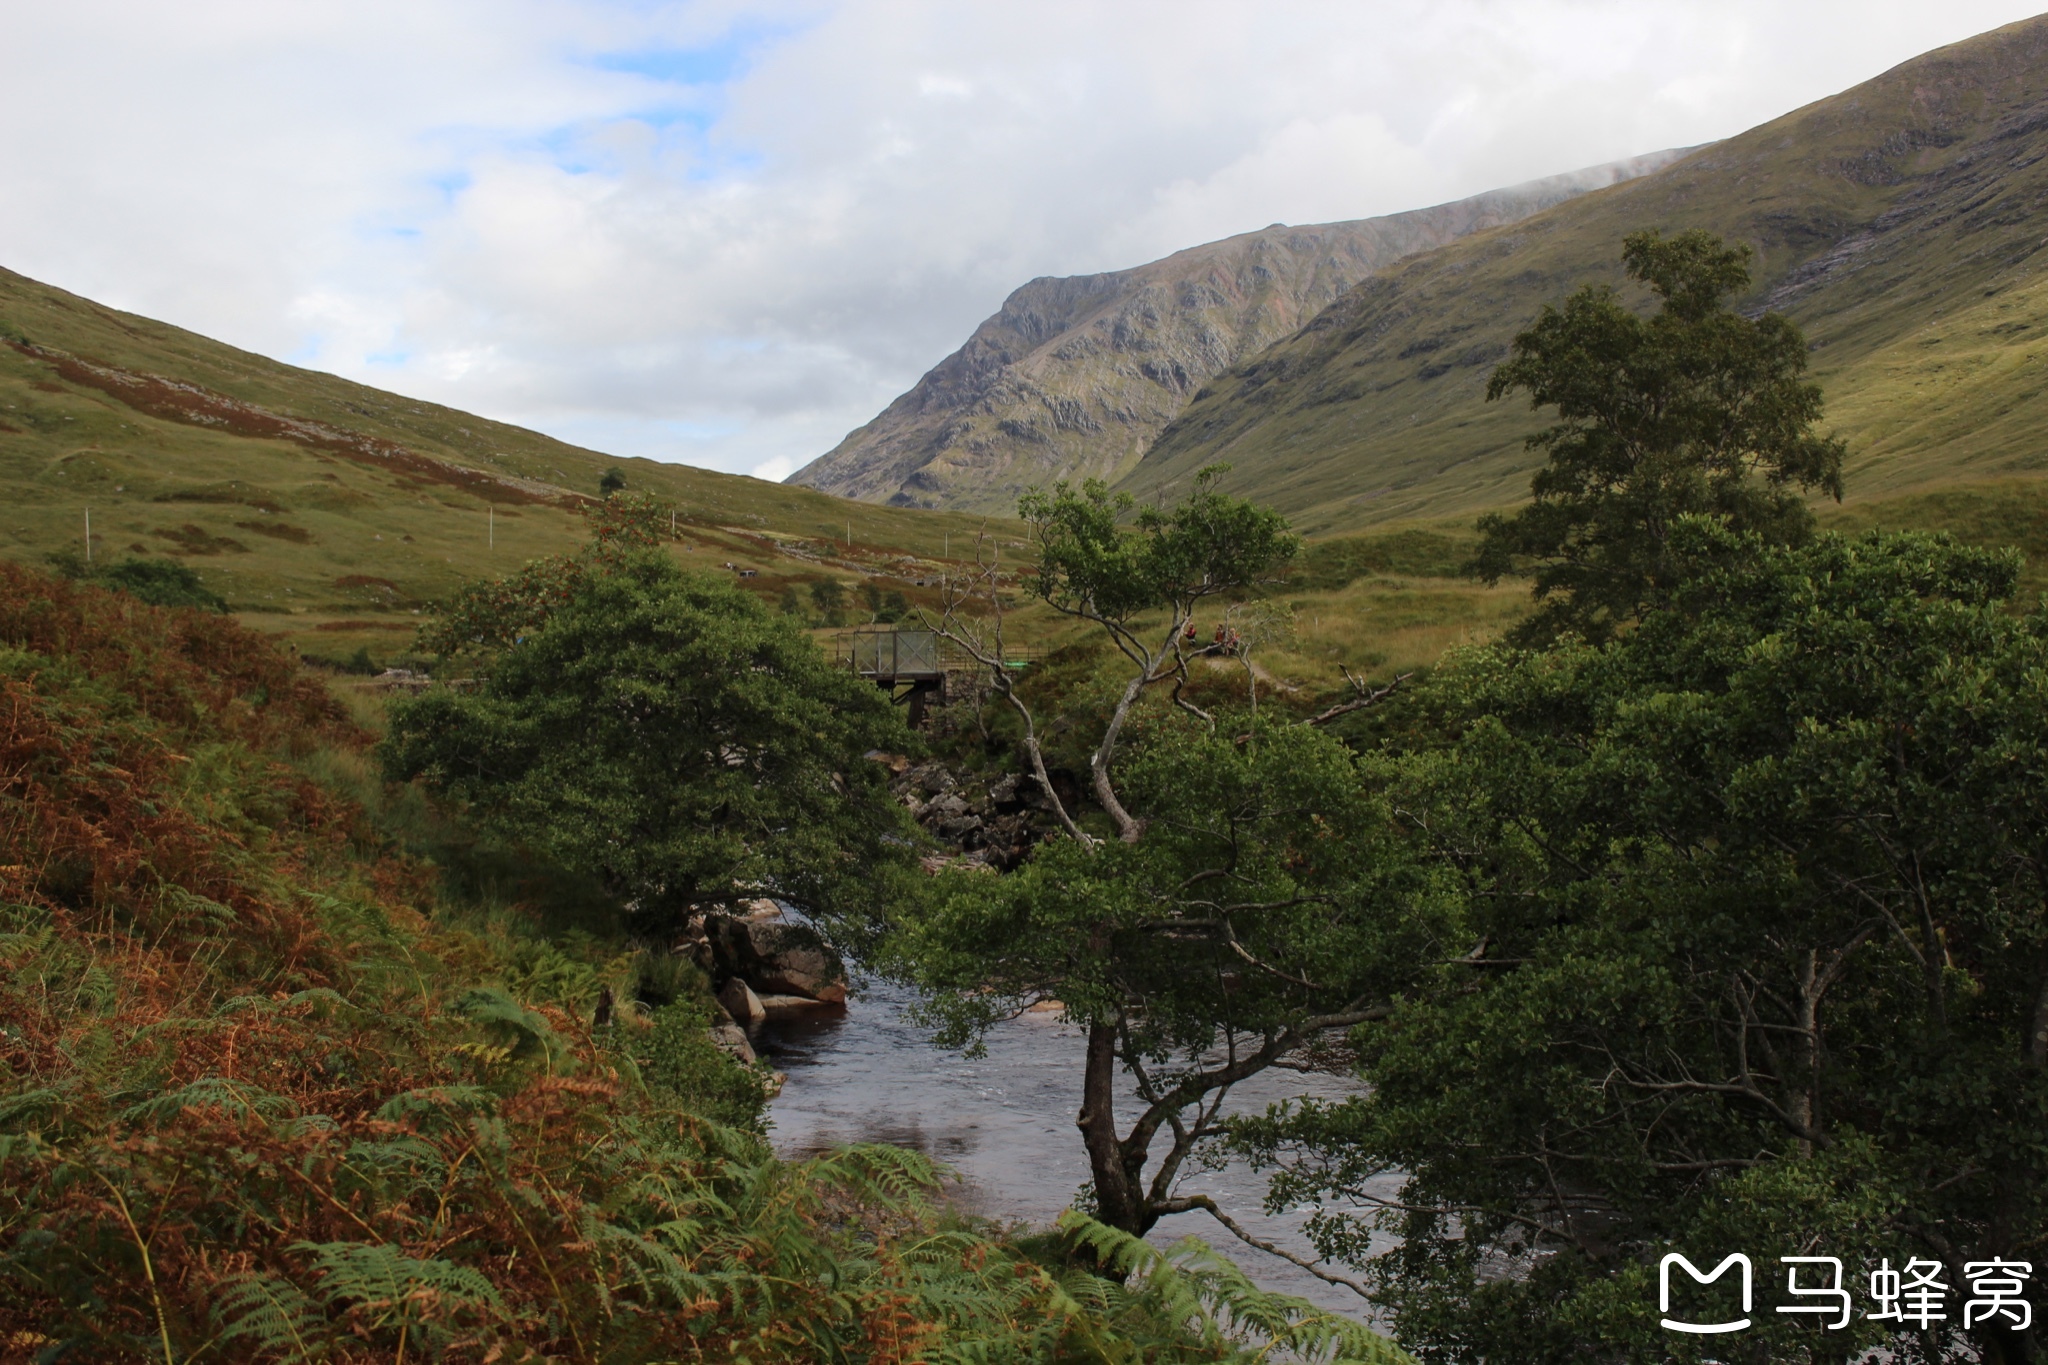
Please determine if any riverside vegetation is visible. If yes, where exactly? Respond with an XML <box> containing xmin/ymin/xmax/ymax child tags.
<box><xmin>0</xmin><ymin>534</ymin><xmax>1411</xmax><ymax>1358</ymax></box>
<box><xmin>6</xmin><ymin>158</ymin><xmax>2048</xmax><ymax>1365</ymax></box>
<box><xmin>886</xmin><ymin>233</ymin><xmax>2048</xmax><ymax>1363</ymax></box>
<box><xmin>112</xmin><ymin>229</ymin><xmax>2027</xmax><ymax>1362</ymax></box>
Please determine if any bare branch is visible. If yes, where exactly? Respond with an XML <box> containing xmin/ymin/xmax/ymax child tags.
<box><xmin>1152</xmin><ymin>1194</ymin><xmax>1374</xmax><ymax>1300</ymax></box>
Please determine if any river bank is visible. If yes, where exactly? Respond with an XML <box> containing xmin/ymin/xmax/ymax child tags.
<box><xmin>757</xmin><ymin>974</ymin><xmax>1403</xmax><ymax>1320</ymax></box>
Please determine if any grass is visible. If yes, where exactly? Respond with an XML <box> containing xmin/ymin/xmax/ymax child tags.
<box><xmin>12</xmin><ymin>227</ymin><xmax>2048</xmax><ymax>704</ymax></box>
<box><xmin>1818</xmin><ymin>477</ymin><xmax>2048</xmax><ymax>597</ymax></box>
<box><xmin>0</xmin><ymin>263</ymin><xmax>1023</xmax><ymax>664</ymax></box>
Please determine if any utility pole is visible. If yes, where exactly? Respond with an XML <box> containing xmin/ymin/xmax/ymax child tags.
<box><xmin>83</xmin><ymin>508</ymin><xmax>91</xmax><ymax>564</ymax></box>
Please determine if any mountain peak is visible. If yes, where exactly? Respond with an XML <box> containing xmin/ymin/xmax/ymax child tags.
<box><xmin>786</xmin><ymin>150</ymin><xmax>1694</xmax><ymax>514</ymax></box>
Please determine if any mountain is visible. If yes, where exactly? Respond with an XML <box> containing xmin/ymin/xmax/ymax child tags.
<box><xmin>787</xmin><ymin>152</ymin><xmax>1693</xmax><ymax>514</ymax></box>
<box><xmin>0</xmin><ymin>266</ymin><xmax>1009</xmax><ymax>661</ymax></box>
<box><xmin>1123</xmin><ymin>15</ymin><xmax>2048</xmax><ymax>535</ymax></box>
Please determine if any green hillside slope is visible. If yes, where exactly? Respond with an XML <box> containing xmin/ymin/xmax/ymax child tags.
<box><xmin>0</xmin><ymin>266</ymin><xmax>1014</xmax><ymax>657</ymax></box>
<box><xmin>1124</xmin><ymin>15</ymin><xmax>2048</xmax><ymax>535</ymax></box>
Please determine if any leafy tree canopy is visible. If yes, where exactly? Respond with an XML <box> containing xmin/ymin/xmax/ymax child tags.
<box><xmin>890</xmin><ymin>718</ymin><xmax>1452</xmax><ymax>1245</ymax></box>
<box><xmin>1474</xmin><ymin>229</ymin><xmax>1845</xmax><ymax>643</ymax></box>
<box><xmin>413</xmin><ymin>493</ymin><xmax>667</xmax><ymax>667</ymax></box>
<box><xmin>976</xmin><ymin>466</ymin><xmax>1300</xmax><ymax>843</ymax></box>
<box><xmin>903</xmin><ymin>470</ymin><xmax>1413</xmax><ymax>1329</ymax></box>
<box><xmin>1022</xmin><ymin>466</ymin><xmax>1297</xmax><ymax>631</ymax></box>
<box><xmin>1241</xmin><ymin>520</ymin><xmax>2048</xmax><ymax>1363</ymax></box>
<box><xmin>383</xmin><ymin>545</ymin><xmax>919</xmax><ymax>945</ymax></box>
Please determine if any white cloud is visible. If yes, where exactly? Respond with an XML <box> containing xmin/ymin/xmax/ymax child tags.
<box><xmin>2</xmin><ymin>0</ymin><xmax>2042</xmax><ymax>477</ymax></box>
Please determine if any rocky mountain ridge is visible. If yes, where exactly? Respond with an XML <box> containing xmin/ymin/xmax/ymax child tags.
<box><xmin>788</xmin><ymin>150</ymin><xmax>1693</xmax><ymax>514</ymax></box>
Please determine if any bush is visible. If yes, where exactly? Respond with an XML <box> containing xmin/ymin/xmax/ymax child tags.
<box><xmin>47</xmin><ymin>551</ymin><xmax>229</xmax><ymax>612</ymax></box>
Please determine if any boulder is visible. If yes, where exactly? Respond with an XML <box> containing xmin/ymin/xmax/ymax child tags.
<box><xmin>757</xmin><ymin>993</ymin><xmax>845</xmax><ymax>1023</ymax></box>
<box><xmin>718</xmin><ymin>977</ymin><xmax>766</xmax><ymax>1026</ymax></box>
<box><xmin>923</xmin><ymin>792</ymin><xmax>971</xmax><ymax>823</ymax></box>
<box><xmin>709</xmin><ymin>1021</ymin><xmax>757</xmax><ymax>1064</ymax></box>
<box><xmin>751</xmin><ymin>942</ymin><xmax>849</xmax><ymax>1003</ymax></box>
<box><xmin>706</xmin><ymin>911</ymin><xmax>850</xmax><ymax>1004</ymax></box>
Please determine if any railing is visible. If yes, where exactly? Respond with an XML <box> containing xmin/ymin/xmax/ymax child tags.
<box><xmin>835</xmin><ymin>628</ymin><xmax>1040</xmax><ymax>678</ymax></box>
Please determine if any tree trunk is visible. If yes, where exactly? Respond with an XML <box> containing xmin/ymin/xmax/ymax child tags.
<box><xmin>1076</xmin><ymin>1020</ymin><xmax>1154</xmax><ymax>1236</ymax></box>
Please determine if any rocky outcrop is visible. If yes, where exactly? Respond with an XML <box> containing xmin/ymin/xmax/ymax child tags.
<box><xmin>881</xmin><ymin>755</ymin><xmax>1063</xmax><ymax>871</ymax></box>
<box><xmin>788</xmin><ymin>150</ymin><xmax>1693</xmax><ymax>514</ymax></box>
<box><xmin>682</xmin><ymin>900</ymin><xmax>851</xmax><ymax>1055</ymax></box>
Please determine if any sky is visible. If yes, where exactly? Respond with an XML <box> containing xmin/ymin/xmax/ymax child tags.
<box><xmin>4</xmin><ymin>1</ymin><xmax>2044</xmax><ymax>483</ymax></box>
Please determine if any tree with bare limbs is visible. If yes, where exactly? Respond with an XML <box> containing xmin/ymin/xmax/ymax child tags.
<box><xmin>887</xmin><ymin>469</ymin><xmax>1435</xmax><ymax>1291</ymax></box>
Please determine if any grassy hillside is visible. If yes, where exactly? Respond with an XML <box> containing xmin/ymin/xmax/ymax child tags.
<box><xmin>0</xmin><ymin>265</ymin><xmax>1020</xmax><ymax>662</ymax></box>
<box><xmin>1123</xmin><ymin>15</ymin><xmax>2048</xmax><ymax>535</ymax></box>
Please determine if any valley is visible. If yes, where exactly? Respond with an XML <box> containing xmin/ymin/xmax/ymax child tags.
<box><xmin>11</xmin><ymin>14</ymin><xmax>2048</xmax><ymax>1362</ymax></box>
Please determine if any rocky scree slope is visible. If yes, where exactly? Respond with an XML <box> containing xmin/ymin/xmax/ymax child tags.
<box><xmin>789</xmin><ymin>151</ymin><xmax>1691</xmax><ymax>514</ymax></box>
<box><xmin>1124</xmin><ymin>14</ymin><xmax>2048</xmax><ymax>535</ymax></box>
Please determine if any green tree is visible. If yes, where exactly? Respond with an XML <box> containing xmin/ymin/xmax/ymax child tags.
<box><xmin>47</xmin><ymin>551</ymin><xmax>228</xmax><ymax>613</ymax></box>
<box><xmin>940</xmin><ymin>467</ymin><xmax>1312</xmax><ymax>844</ymax></box>
<box><xmin>902</xmin><ymin>471</ymin><xmax>1418</xmax><ymax>1305</ymax></box>
<box><xmin>856</xmin><ymin>582</ymin><xmax>911</xmax><ymax>624</ymax></box>
<box><xmin>1474</xmin><ymin>229</ymin><xmax>1845</xmax><ymax>643</ymax></box>
<box><xmin>598</xmin><ymin>467</ymin><xmax>627</xmax><ymax>497</ymax></box>
<box><xmin>383</xmin><ymin>549</ymin><xmax>919</xmax><ymax>944</ymax></box>
<box><xmin>895</xmin><ymin>720</ymin><xmax>1447</xmax><ymax>1253</ymax></box>
<box><xmin>809</xmin><ymin>578</ymin><xmax>849</xmax><ymax>627</ymax></box>
<box><xmin>414</xmin><ymin>493</ymin><xmax>669</xmax><ymax>666</ymax></box>
<box><xmin>1241</xmin><ymin>521</ymin><xmax>2048</xmax><ymax>1363</ymax></box>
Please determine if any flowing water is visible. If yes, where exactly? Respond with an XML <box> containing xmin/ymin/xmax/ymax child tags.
<box><xmin>759</xmin><ymin>976</ymin><xmax>1401</xmax><ymax>1319</ymax></box>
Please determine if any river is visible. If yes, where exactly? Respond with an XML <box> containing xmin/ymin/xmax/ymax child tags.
<box><xmin>758</xmin><ymin>975</ymin><xmax>1402</xmax><ymax>1320</ymax></box>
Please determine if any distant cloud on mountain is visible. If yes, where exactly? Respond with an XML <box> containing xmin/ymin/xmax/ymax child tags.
<box><xmin>2</xmin><ymin>0</ymin><xmax>2041</xmax><ymax>480</ymax></box>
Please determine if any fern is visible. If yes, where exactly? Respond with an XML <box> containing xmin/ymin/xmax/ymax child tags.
<box><xmin>374</xmin><ymin>1084</ymin><xmax>499</xmax><ymax>1132</ymax></box>
<box><xmin>213</xmin><ymin>1272</ymin><xmax>326</xmax><ymax>1362</ymax></box>
<box><xmin>297</xmin><ymin>1241</ymin><xmax>507</xmax><ymax>1346</ymax></box>
<box><xmin>158</xmin><ymin>885</ymin><xmax>237</xmax><ymax>935</ymax></box>
<box><xmin>456</xmin><ymin>985</ymin><xmax>566</xmax><ymax>1066</ymax></box>
<box><xmin>0</xmin><ymin>1089</ymin><xmax>65</xmax><ymax>1133</ymax></box>
<box><xmin>120</xmin><ymin>1076</ymin><xmax>297</xmax><ymax>1126</ymax></box>
<box><xmin>1054</xmin><ymin>1212</ymin><xmax>1420</xmax><ymax>1365</ymax></box>
<box><xmin>336</xmin><ymin>1134</ymin><xmax>448</xmax><ymax>1204</ymax></box>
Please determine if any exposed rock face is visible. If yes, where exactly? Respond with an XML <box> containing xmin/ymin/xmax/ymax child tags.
<box><xmin>886</xmin><ymin>757</ymin><xmax>1061</xmax><ymax>870</ymax></box>
<box><xmin>709</xmin><ymin>1020</ymin><xmax>758</xmax><ymax>1064</ymax></box>
<box><xmin>789</xmin><ymin>150</ymin><xmax>1693</xmax><ymax>514</ymax></box>
<box><xmin>692</xmin><ymin>911</ymin><xmax>850</xmax><ymax>1014</ymax></box>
